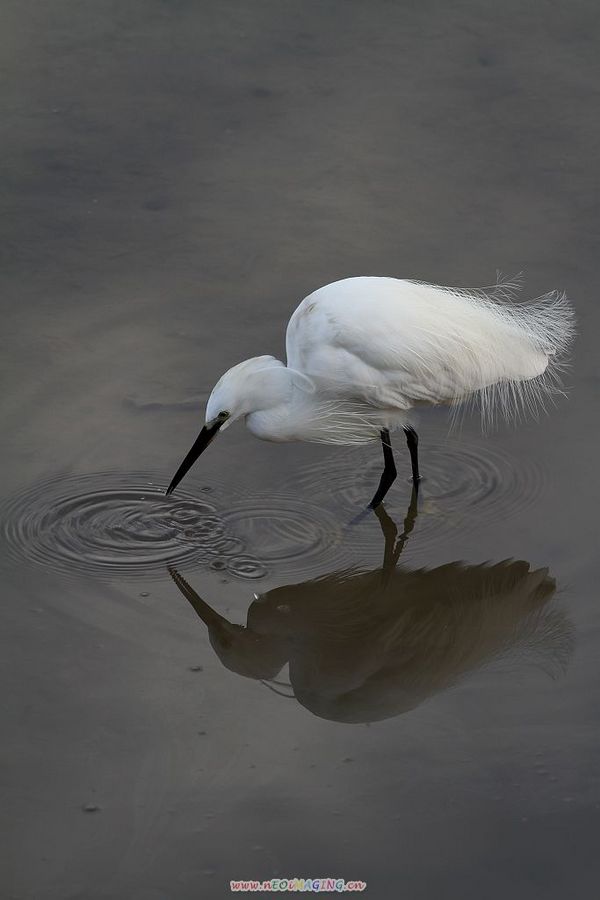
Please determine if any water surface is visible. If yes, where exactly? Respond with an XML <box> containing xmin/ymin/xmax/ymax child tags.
<box><xmin>1</xmin><ymin>2</ymin><xmax>599</xmax><ymax>898</ymax></box>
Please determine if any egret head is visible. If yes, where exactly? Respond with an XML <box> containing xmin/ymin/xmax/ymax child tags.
<box><xmin>166</xmin><ymin>356</ymin><xmax>288</xmax><ymax>495</ymax></box>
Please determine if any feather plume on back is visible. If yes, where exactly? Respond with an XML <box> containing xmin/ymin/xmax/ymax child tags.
<box><xmin>418</xmin><ymin>275</ymin><xmax>576</xmax><ymax>430</ymax></box>
<box><xmin>286</xmin><ymin>275</ymin><xmax>576</xmax><ymax>438</ymax></box>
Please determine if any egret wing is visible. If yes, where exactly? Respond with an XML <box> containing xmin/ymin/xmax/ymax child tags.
<box><xmin>286</xmin><ymin>276</ymin><xmax>572</xmax><ymax>422</ymax></box>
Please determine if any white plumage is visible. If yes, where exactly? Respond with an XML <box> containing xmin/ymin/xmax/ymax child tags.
<box><xmin>166</xmin><ymin>275</ymin><xmax>575</xmax><ymax>504</ymax></box>
<box><xmin>285</xmin><ymin>275</ymin><xmax>573</xmax><ymax>435</ymax></box>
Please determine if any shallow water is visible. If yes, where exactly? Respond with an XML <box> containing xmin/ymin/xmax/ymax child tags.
<box><xmin>2</xmin><ymin>2</ymin><xmax>600</xmax><ymax>898</ymax></box>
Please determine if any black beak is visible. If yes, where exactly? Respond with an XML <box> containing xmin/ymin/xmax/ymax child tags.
<box><xmin>165</xmin><ymin>421</ymin><xmax>222</xmax><ymax>495</ymax></box>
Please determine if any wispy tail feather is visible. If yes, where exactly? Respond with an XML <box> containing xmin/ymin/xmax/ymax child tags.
<box><xmin>444</xmin><ymin>283</ymin><xmax>576</xmax><ymax>431</ymax></box>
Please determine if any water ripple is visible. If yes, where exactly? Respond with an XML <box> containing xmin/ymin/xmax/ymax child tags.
<box><xmin>0</xmin><ymin>472</ymin><xmax>345</xmax><ymax>582</ymax></box>
<box><xmin>0</xmin><ymin>472</ymin><xmax>267</xmax><ymax>581</ymax></box>
<box><xmin>0</xmin><ymin>435</ymin><xmax>544</xmax><ymax>582</ymax></box>
<box><xmin>286</xmin><ymin>432</ymin><xmax>545</xmax><ymax>553</ymax></box>
<box><xmin>221</xmin><ymin>497</ymin><xmax>343</xmax><ymax>577</ymax></box>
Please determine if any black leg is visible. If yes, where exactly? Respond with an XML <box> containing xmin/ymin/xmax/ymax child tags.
<box><xmin>404</xmin><ymin>425</ymin><xmax>421</xmax><ymax>489</ymax></box>
<box><xmin>368</xmin><ymin>429</ymin><xmax>397</xmax><ymax>509</ymax></box>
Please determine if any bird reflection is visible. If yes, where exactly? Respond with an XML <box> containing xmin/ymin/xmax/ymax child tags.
<box><xmin>169</xmin><ymin>490</ymin><xmax>572</xmax><ymax>723</ymax></box>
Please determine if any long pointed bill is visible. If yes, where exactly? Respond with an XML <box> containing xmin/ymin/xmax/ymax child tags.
<box><xmin>168</xmin><ymin>566</ymin><xmax>233</xmax><ymax>629</ymax></box>
<box><xmin>165</xmin><ymin>421</ymin><xmax>222</xmax><ymax>495</ymax></box>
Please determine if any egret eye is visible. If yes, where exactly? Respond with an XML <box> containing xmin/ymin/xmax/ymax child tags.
<box><xmin>218</xmin><ymin>410</ymin><xmax>230</xmax><ymax>421</ymax></box>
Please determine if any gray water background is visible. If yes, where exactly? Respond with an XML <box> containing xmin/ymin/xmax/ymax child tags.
<box><xmin>1</xmin><ymin>2</ymin><xmax>600</xmax><ymax>897</ymax></box>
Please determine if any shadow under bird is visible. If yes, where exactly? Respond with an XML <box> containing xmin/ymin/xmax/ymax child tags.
<box><xmin>166</xmin><ymin>275</ymin><xmax>574</xmax><ymax>506</ymax></box>
<box><xmin>168</xmin><ymin>492</ymin><xmax>572</xmax><ymax>724</ymax></box>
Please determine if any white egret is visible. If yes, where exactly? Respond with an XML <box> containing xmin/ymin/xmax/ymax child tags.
<box><xmin>166</xmin><ymin>276</ymin><xmax>574</xmax><ymax>507</ymax></box>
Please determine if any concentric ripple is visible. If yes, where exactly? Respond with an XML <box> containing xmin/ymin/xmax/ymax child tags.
<box><xmin>221</xmin><ymin>497</ymin><xmax>343</xmax><ymax>578</ymax></box>
<box><xmin>286</xmin><ymin>430</ymin><xmax>545</xmax><ymax>554</ymax></box>
<box><xmin>0</xmin><ymin>472</ymin><xmax>271</xmax><ymax>581</ymax></box>
<box><xmin>0</xmin><ymin>472</ymin><xmax>347</xmax><ymax>582</ymax></box>
<box><xmin>0</xmin><ymin>435</ymin><xmax>545</xmax><ymax>584</ymax></box>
